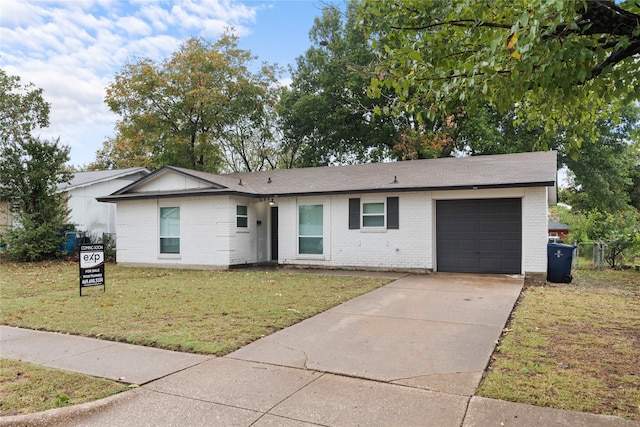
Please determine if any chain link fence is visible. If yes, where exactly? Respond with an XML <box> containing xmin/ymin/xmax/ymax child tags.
<box><xmin>573</xmin><ymin>241</ymin><xmax>606</xmax><ymax>270</ymax></box>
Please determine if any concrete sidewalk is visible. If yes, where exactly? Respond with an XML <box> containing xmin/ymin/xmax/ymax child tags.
<box><xmin>1</xmin><ymin>273</ymin><xmax>637</xmax><ymax>426</ymax></box>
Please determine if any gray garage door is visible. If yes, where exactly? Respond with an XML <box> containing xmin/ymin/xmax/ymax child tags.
<box><xmin>436</xmin><ymin>199</ymin><xmax>522</xmax><ymax>274</ymax></box>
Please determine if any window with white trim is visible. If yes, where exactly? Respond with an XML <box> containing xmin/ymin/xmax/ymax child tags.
<box><xmin>298</xmin><ymin>204</ymin><xmax>323</xmax><ymax>254</ymax></box>
<box><xmin>236</xmin><ymin>205</ymin><xmax>248</xmax><ymax>228</ymax></box>
<box><xmin>160</xmin><ymin>207</ymin><xmax>180</xmax><ymax>254</ymax></box>
<box><xmin>362</xmin><ymin>202</ymin><xmax>385</xmax><ymax>227</ymax></box>
<box><xmin>349</xmin><ymin>197</ymin><xmax>399</xmax><ymax>230</ymax></box>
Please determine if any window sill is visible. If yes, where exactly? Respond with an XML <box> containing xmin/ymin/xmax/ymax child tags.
<box><xmin>296</xmin><ymin>255</ymin><xmax>325</xmax><ymax>261</ymax></box>
<box><xmin>158</xmin><ymin>254</ymin><xmax>181</xmax><ymax>260</ymax></box>
<box><xmin>236</xmin><ymin>228</ymin><xmax>251</xmax><ymax>233</ymax></box>
<box><xmin>360</xmin><ymin>227</ymin><xmax>387</xmax><ymax>233</ymax></box>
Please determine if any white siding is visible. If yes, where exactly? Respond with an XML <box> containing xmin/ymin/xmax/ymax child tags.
<box><xmin>134</xmin><ymin>172</ymin><xmax>211</xmax><ymax>192</ymax></box>
<box><xmin>67</xmin><ymin>178</ymin><xmax>140</xmax><ymax>236</ymax></box>
<box><xmin>115</xmin><ymin>200</ymin><xmax>157</xmax><ymax>264</ymax></box>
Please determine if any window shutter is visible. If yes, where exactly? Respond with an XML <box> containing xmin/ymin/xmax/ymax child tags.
<box><xmin>387</xmin><ymin>197</ymin><xmax>399</xmax><ymax>229</ymax></box>
<box><xmin>349</xmin><ymin>198</ymin><xmax>360</xmax><ymax>229</ymax></box>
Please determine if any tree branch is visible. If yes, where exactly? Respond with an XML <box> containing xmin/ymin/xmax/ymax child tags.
<box><xmin>589</xmin><ymin>41</ymin><xmax>640</xmax><ymax>80</ymax></box>
<box><xmin>390</xmin><ymin>19</ymin><xmax>512</xmax><ymax>32</ymax></box>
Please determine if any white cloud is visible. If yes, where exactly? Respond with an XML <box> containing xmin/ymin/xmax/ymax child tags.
<box><xmin>0</xmin><ymin>0</ymin><xmax>43</xmax><ymax>27</ymax></box>
<box><xmin>115</xmin><ymin>16</ymin><xmax>153</xmax><ymax>37</ymax></box>
<box><xmin>0</xmin><ymin>0</ymin><xmax>261</xmax><ymax>167</ymax></box>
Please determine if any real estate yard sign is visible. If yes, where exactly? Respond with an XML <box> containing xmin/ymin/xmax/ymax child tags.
<box><xmin>79</xmin><ymin>244</ymin><xmax>105</xmax><ymax>296</ymax></box>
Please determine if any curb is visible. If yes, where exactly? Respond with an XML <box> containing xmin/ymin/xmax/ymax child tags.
<box><xmin>0</xmin><ymin>389</ymin><xmax>136</xmax><ymax>427</ymax></box>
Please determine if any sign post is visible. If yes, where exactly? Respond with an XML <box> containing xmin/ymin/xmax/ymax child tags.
<box><xmin>79</xmin><ymin>244</ymin><xmax>105</xmax><ymax>296</ymax></box>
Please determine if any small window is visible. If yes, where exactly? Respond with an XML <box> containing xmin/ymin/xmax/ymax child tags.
<box><xmin>362</xmin><ymin>202</ymin><xmax>385</xmax><ymax>227</ymax></box>
<box><xmin>236</xmin><ymin>205</ymin><xmax>248</xmax><ymax>228</ymax></box>
<box><xmin>299</xmin><ymin>204</ymin><xmax>323</xmax><ymax>254</ymax></box>
<box><xmin>160</xmin><ymin>207</ymin><xmax>180</xmax><ymax>254</ymax></box>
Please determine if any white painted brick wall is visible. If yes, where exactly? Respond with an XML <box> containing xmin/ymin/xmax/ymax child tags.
<box><xmin>278</xmin><ymin>187</ymin><xmax>550</xmax><ymax>274</ymax></box>
<box><xmin>115</xmin><ymin>199</ymin><xmax>157</xmax><ymax>264</ymax></box>
<box><xmin>116</xmin><ymin>196</ymin><xmax>271</xmax><ymax>268</ymax></box>
<box><xmin>522</xmin><ymin>187</ymin><xmax>549</xmax><ymax>274</ymax></box>
<box><xmin>278</xmin><ymin>193</ymin><xmax>432</xmax><ymax>270</ymax></box>
<box><xmin>116</xmin><ymin>186</ymin><xmax>550</xmax><ymax>274</ymax></box>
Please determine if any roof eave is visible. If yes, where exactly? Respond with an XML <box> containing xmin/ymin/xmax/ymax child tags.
<box><xmin>97</xmin><ymin>181</ymin><xmax>554</xmax><ymax>202</ymax></box>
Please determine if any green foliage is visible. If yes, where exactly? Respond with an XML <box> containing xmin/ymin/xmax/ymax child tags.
<box><xmin>0</xmin><ymin>69</ymin><xmax>50</xmax><ymax>143</ymax></box>
<box><xmin>98</xmin><ymin>34</ymin><xmax>281</xmax><ymax>172</ymax></box>
<box><xmin>358</xmin><ymin>1</ymin><xmax>640</xmax><ymax>153</ymax></box>
<box><xmin>0</xmin><ymin>137</ymin><xmax>72</xmax><ymax>261</ymax></box>
<box><xmin>3</xmin><ymin>211</ymin><xmax>69</xmax><ymax>262</ymax></box>
<box><xmin>0</xmin><ymin>69</ymin><xmax>72</xmax><ymax>262</ymax></box>
<box><xmin>279</xmin><ymin>2</ymin><xmax>401</xmax><ymax>166</ymax></box>
<box><xmin>561</xmin><ymin>105</ymin><xmax>640</xmax><ymax>213</ymax></box>
<box><xmin>576</xmin><ymin>209</ymin><xmax>640</xmax><ymax>268</ymax></box>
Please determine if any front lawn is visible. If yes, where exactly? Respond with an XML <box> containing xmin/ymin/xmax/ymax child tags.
<box><xmin>0</xmin><ymin>261</ymin><xmax>391</xmax><ymax>355</ymax></box>
<box><xmin>478</xmin><ymin>268</ymin><xmax>640</xmax><ymax>421</ymax></box>
<box><xmin>1</xmin><ymin>261</ymin><xmax>391</xmax><ymax>416</ymax></box>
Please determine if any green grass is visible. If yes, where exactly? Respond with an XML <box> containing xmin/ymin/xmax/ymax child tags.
<box><xmin>0</xmin><ymin>261</ymin><xmax>391</xmax><ymax>416</ymax></box>
<box><xmin>1</xmin><ymin>261</ymin><xmax>391</xmax><ymax>355</ymax></box>
<box><xmin>4</xmin><ymin>261</ymin><xmax>639</xmax><ymax>420</ymax></box>
<box><xmin>478</xmin><ymin>268</ymin><xmax>640</xmax><ymax>421</ymax></box>
<box><xmin>0</xmin><ymin>359</ymin><xmax>128</xmax><ymax>416</ymax></box>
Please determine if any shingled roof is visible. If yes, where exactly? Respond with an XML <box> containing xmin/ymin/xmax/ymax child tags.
<box><xmin>98</xmin><ymin>151</ymin><xmax>557</xmax><ymax>202</ymax></box>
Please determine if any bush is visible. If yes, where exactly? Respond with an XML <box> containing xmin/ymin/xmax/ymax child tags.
<box><xmin>4</xmin><ymin>213</ymin><xmax>68</xmax><ymax>261</ymax></box>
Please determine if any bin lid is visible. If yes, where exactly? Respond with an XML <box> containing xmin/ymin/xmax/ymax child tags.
<box><xmin>547</xmin><ymin>243</ymin><xmax>576</xmax><ymax>249</ymax></box>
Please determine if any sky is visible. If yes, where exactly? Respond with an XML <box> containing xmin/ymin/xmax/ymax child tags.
<box><xmin>0</xmin><ymin>0</ymin><xmax>330</xmax><ymax>167</ymax></box>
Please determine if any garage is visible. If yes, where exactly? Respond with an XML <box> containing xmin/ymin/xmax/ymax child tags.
<box><xmin>436</xmin><ymin>198</ymin><xmax>522</xmax><ymax>274</ymax></box>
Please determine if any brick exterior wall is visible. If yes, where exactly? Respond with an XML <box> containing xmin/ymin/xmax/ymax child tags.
<box><xmin>277</xmin><ymin>187</ymin><xmax>549</xmax><ymax>275</ymax></box>
<box><xmin>115</xmin><ymin>195</ymin><xmax>268</xmax><ymax>268</ymax></box>
<box><xmin>115</xmin><ymin>187</ymin><xmax>549</xmax><ymax>276</ymax></box>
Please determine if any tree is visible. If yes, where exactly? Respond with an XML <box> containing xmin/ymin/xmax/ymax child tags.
<box><xmin>579</xmin><ymin>209</ymin><xmax>640</xmax><ymax>268</ymax></box>
<box><xmin>0</xmin><ymin>69</ymin><xmax>50</xmax><ymax>143</ymax></box>
<box><xmin>560</xmin><ymin>105</ymin><xmax>640</xmax><ymax>213</ymax></box>
<box><xmin>97</xmin><ymin>34</ymin><xmax>280</xmax><ymax>173</ymax></box>
<box><xmin>359</xmin><ymin>1</ymin><xmax>640</xmax><ymax>151</ymax></box>
<box><xmin>279</xmin><ymin>2</ymin><xmax>401</xmax><ymax>167</ymax></box>
<box><xmin>458</xmin><ymin>103</ymin><xmax>640</xmax><ymax>213</ymax></box>
<box><xmin>0</xmin><ymin>138</ymin><xmax>73</xmax><ymax>261</ymax></box>
<box><xmin>1</xmin><ymin>68</ymin><xmax>72</xmax><ymax>261</ymax></box>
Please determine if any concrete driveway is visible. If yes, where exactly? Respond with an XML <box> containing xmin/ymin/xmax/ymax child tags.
<box><xmin>228</xmin><ymin>273</ymin><xmax>523</xmax><ymax>396</ymax></box>
<box><xmin>2</xmin><ymin>273</ymin><xmax>534</xmax><ymax>427</ymax></box>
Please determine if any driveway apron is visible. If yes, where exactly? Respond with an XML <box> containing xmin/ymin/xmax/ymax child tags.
<box><xmin>229</xmin><ymin>273</ymin><xmax>523</xmax><ymax>396</ymax></box>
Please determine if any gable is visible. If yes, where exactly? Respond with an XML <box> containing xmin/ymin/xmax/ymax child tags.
<box><xmin>133</xmin><ymin>170</ymin><xmax>220</xmax><ymax>193</ymax></box>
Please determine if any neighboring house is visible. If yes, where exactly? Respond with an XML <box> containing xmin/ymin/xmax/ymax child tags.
<box><xmin>59</xmin><ymin>168</ymin><xmax>150</xmax><ymax>237</ymax></box>
<box><xmin>97</xmin><ymin>151</ymin><xmax>557</xmax><ymax>280</ymax></box>
<box><xmin>548</xmin><ymin>220</ymin><xmax>571</xmax><ymax>241</ymax></box>
<box><xmin>0</xmin><ymin>199</ymin><xmax>14</xmax><ymax>236</ymax></box>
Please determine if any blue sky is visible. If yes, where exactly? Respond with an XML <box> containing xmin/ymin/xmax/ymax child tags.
<box><xmin>0</xmin><ymin>0</ymin><xmax>330</xmax><ymax>167</ymax></box>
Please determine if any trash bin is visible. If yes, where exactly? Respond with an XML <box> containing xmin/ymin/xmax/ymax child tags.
<box><xmin>547</xmin><ymin>243</ymin><xmax>576</xmax><ymax>283</ymax></box>
<box><xmin>62</xmin><ymin>231</ymin><xmax>77</xmax><ymax>254</ymax></box>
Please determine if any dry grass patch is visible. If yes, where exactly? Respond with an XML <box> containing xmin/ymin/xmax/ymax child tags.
<box><xmin>478</xmin><ymin>268</ymin><xmax>640</xmax><ymax>421</ymax></box>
